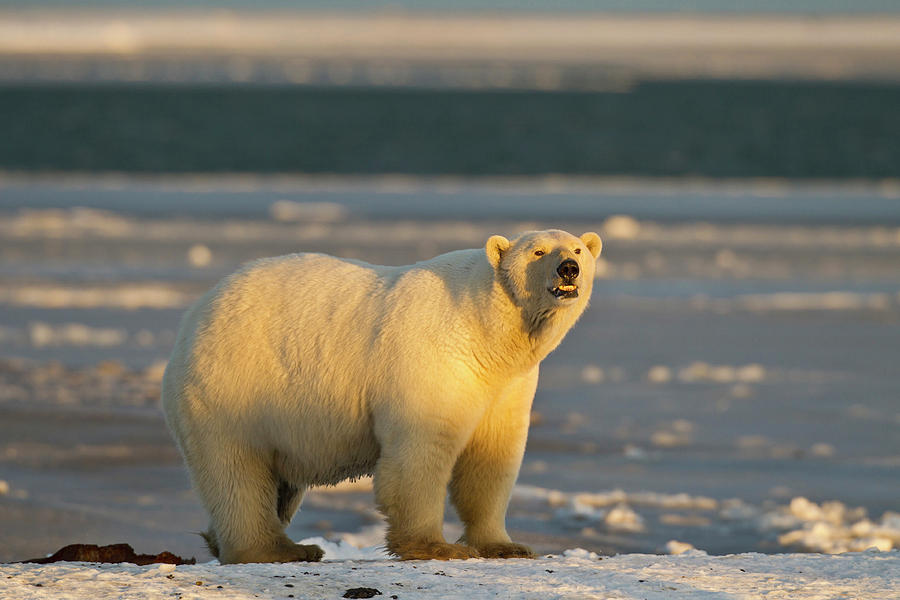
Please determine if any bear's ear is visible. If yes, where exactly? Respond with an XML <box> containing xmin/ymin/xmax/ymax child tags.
<box><xmin>485</xmin><ymin>235</ymin><xmax>511</xmax><ymax>269</ymax></box>
<box><xmin>580</xmin><ymin>232</ymin><xmax>603</xmax><ymax>258</ymax></box>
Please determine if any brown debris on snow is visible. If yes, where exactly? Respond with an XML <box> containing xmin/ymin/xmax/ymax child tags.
<box><xmin>22</xmin><ymin>543</ymin><xmax>195</xmax><ymax>565</ymax></box>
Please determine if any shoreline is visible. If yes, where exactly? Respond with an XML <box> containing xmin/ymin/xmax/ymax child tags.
<box><xmin>1</xmin><ymin>12</ymin><xmax>899</xmax><ymax>83</ymax></box>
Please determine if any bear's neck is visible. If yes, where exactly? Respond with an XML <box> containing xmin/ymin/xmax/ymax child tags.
<box><xmin>476</xmin><ymin>279</ymin><xmax>583</xmax><ymax>375</ymax></box>
<box><xmin>521</xmin><ymin>299</ymin><xmax>585</xmax><ymax>364</ymax></box>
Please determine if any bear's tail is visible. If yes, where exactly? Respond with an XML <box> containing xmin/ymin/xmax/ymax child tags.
<box><xmin>198</xmin><ymin>529</ymin><xmax>220</xmax><ymax>559</ymax></box>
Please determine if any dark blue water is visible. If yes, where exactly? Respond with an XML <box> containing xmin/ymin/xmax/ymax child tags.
<box><xmin>3</xmin><ymin>81</ymin><xmax>899</xmax><ymax>178</ymax></box>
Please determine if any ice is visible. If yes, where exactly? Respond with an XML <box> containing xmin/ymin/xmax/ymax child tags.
<box><xmin>269</xmin><ymin>200</ymin><xmax>348</xmax><ymax>223</ymax></box>
<box><xmin>600</xmin><ymin>214</ymin><xmax>641</xmax><ymax>240</ymax></box>
<box><xmin>735</xmin><ymin>364</ymin><xmax>767</xmax><ymax>382</ymax></box>
<box><xmin>809</xmin><ymin>443</ymin><xmax>837</xmax><ymax>458</ymax></box>
<box><xmin>665</xmin><ymin>540</ymin><xmax>697</xmax><ymax>555</ymax></box>
<box><xmin>778</xmin><ymin>523</ymin><xmax>894</xmax><ymax>553</ymax></box>
<box><xmin>677</xmin><ymin>362</ymin><xmax>768</xmax><ymax>383</ymax></box>
<box><xmin>28</xmin><ymin>322</ymin><xmax>127</xmax><ymax>348</ymax></box>
<box><xmin>756</xmin><ymin>497</ymin><xmax>900</xmax><ymax>553</ymax></box>
<box><xmin>187</xmin><ymin>244</ymin><xmax>213</xmax><ymax>268</ymax></box>
<box><xmin>579</xmin><ymin>365</ymin><xmax>604</xmax><ymax>383</ymax></box>
<box><xmin>718</xmin><ymin>498</ymin><xmax>760</xmax><ymax>521</ymax></box>
<box><xmin>3</xmin><ymin>208</ymin><xmax>133</xmax><ymax>237</ymax></box>
<box><xmin>650</xmin><ymin>430</ymin><xmax>691</xmax><ymax>448</ymax></box>
<box><xmin>787</xmin><ymin>497</ymin><xmax>866</xmax><ymax>525</ymax></box>
<box><xmin>562</xmin><ymin>495</ymin><xmax>605</xmax><ymax>520</ymax></box>
<box><xmin>0</xmin><ymin>359</ymin><xmax>165</xmax><ymax>407</ymax></box>
<box><xmin>622</xmin><ymin>444</ymin><xmax>650</xmax><ymax>460</ymax></box>
<box><xmin>604</xmin><ymin>504</ymin><xmax>645</xmax><ymax>532</ymax></box>
<box><xmin>297</xmin><ymin>536</ymin><xmax>389</xmax><ymax>561</ymax></box>
<box><xmin>646</xmin><ymin>365</ymin><xmax>672</xmax><ymax>383</ymax></box>
<box><xmin>738</xmin><ymin>292</ymin><xmax>892</xmax><ymax>312</ymax></box>
<box><xmin>331</xmin><ymin>524</ymin><xmax>388</xmax><ymax>550</ymax></box>
<box><xmin>689</xmin><ymin>293</ymin><xmax>897</xmax><ymax>313</ymax></box>
<box><xmin>513</xmin><ymin>485</ymin><xmax>719</xmax><ymax>511</ymax></box>
<box><xmin>512</xmin><ymin>485</ymin><xmax>900</xmax><ymax>554</ymax></box>
<box><xmin>650</xmin><ymin>419</ymin><xmax>695</xmax><ymax>448</ymax></box>
<box><xmin>0</xmin><ymin>285</ymin><xmax>192</xmax><ymax>310</ymax></box>
<box><xmin>561</xmin><ymin>547</ymin><xmax>599</xmax><ymax>560</ymax></box>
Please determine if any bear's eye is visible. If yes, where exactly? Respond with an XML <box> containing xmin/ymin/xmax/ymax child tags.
<box><xmin>534</xmin><ymin>249</ymin><xmax>545</xmax><ymax>257</ymax></box>
<box><xmin>574</xmin><ymin>248</ymin><xmax>581</xmax><ymax>254</ymax></box>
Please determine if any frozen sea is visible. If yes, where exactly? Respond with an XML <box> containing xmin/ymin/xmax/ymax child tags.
<box><xmin>1</xmin><ymin>175</ymin><xmax>899</xmax><ymax>563</ymax></box>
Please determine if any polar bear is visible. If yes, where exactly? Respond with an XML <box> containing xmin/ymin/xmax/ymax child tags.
<box><xmin>162</xmin><ymin>229</ymin><xmax>602</xmax><ymax>563</ymax></box>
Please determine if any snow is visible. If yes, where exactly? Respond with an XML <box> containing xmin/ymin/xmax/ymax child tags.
<box><xmin>269</xmin><ymin>200</ymin><xmax>348</xmax><ymax>223</ymax></box>
<box><xmin>767</xmin><ymin>498</ymin><xmax>900</xmax><ymax>554</ymax></box>
<box><xmin>514</xmin><ymin>485</ymin><xmax>719</xmax><ymax>512</ymax></box>
<box><xmin>28</xmin><ymin>322</ymin><xmax>128</xmax><ymax>349</ymax></box>
<box><xmin>2</xmin><ymin>550</ymin><xmax>897</xmax><ymax>600</ymax></box>
<box><xmin>0</xmin><ymin>284</ymin><xmax>192</xmax><ymax>310</ymax></box>
<box><xmin>186</xmin><ymin>244</ymin><xmax>213</xmax><ymax>268</ymax></box>
<box><xmin>604</xmin><ymin>504</ymin><xmax>645</xmax><ymax>532</ymax></box>
<box><xmin>509</xmin><ymin>485</ymin><xmax>900</xmax><ymax>555</ymax></box>
<box><xmin>675</xmin><ymin>362</ymin><xmax>768</xmax><ymax>384</ymax></box>
<box><xmin>297</xmin><ymin>534</ymin><xmax>390</xmax><ymax>562</ymax></box>
<box><xmin>665</xmin><ymin>541</ymin><xmax>698</xmax><ymax>555</ymax></box>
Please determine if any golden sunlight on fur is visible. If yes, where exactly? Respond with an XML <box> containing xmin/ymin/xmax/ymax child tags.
<box><xmin>162</xmin><ymin>229</ymin><xmax>601</xmax><ymax>563</ymax></box>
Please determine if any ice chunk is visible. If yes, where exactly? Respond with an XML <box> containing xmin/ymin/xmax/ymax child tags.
<box><xmin>601</xmin><ymin>215</ymin><xmax>640</xmax><ymax>240</ymax></box>
<box><xmin>666</xmin><ymin>540</ymin><xmax>696</xmax><ymax>555</ymax></box>
<box><xmin>562</xmin><ymin>547</ymin><xmax>599</xmax><ymax>560</ymax></box>
<box><xmin>646</xmin><ymin>365</ymin><xmax>672</xmax><ymax>383</ymax></box>
<box><xmin>187</xmin><ymin>244</ymin><xmax>213</xmax><ymax>267</ymax></box>
<box><xmin>605</xmin><ymin>504</ymin><xmax>644</xmax><ymax>532</ymax></box>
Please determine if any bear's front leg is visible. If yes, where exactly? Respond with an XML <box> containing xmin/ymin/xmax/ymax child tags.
<box><xmin>449</xmin><ymin>371</ymin><xmax>537</xmax><ymax>559</ymax></box>
<box><xmin>374</xmin><ymin>421</ymin><xmax>482</xmax><ymax>561</ymax></box>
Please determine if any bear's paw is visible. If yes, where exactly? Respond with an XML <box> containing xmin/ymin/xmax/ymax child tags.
<box><xmin>394</xmin><ymin>541</ymin><xmax>481</xmax><ymax>561</ymax></box>
<box><xmin>288</xmin><ymin>543</ymin><xmax>325</xmax><ymax>562</ymax></box>
<box><xmin>475</xmin><ymin>542</ymin><xmax>535</xmax><ymax>559</ymax></box>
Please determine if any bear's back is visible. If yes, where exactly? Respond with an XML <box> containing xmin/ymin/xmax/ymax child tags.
<box><xmin>167</xmin><ymin>248</ymin><xmax>496</xmax><ymax>418</ymax></box>
<box><xmin>192</xmin><ymin>252</ymin><xmax>395</xmax><ymax>373</ymax></box>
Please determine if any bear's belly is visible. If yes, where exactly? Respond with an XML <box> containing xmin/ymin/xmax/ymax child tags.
<box><xmin>269</xmin><ymin>418</ymin><xmax>381</xmax><ymax>488</ymax></box>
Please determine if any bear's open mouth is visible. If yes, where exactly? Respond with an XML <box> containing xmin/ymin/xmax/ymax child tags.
<box><xmin>550</xmin><ymin>284</ymin><xmax>578</xmax><ymax>299</ymax></box>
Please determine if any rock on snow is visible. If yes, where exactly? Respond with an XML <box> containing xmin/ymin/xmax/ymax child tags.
<box><xmin>2</xmin><ymin>550</ymin><xmax>898</xmax><ymax>600</ymax></box>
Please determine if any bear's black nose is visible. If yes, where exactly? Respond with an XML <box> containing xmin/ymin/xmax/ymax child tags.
<box><xmin>557</xmin><ymin>259</ymin><xmax>579</xmax><ymax>280</ymax></box>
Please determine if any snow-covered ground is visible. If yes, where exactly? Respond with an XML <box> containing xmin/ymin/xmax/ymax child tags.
<box><xmin>2</xmin><ymin>548</ymin><xmax>898</xmax><ymax>600</ymax></box>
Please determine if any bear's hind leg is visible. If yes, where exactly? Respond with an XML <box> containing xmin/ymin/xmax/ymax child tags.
<box><xmin>188</xmin><ymin>439</ymin><xmax>322</xmax><ymax>564</ymax></box>
<box><xmin>276</xmin><ymin>480</ymin><xmax>305</xmax><ymax>526</ymax></box>
<box><xmin>199</xmin><ymin>528</ymin><xmax>220</xmax><ymax>559</ymax></box>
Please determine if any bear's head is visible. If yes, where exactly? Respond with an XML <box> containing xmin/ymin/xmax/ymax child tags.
<box><xmin>485</xmin><ymin>229</ymin><xmax>603</xmax><ymax>317</ymax></box>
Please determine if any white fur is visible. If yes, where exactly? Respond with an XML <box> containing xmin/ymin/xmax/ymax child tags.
<box><xmin>162</xmin><ymin>229</ymin><xmax>602</xmax><ymax>563</ymax></box>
